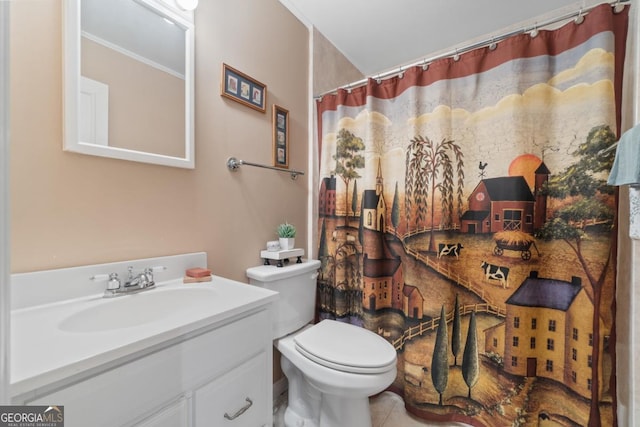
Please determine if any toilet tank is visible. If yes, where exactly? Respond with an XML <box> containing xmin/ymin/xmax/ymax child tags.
<box><xmin>246</xmin><ymin>259</ymin><xmax>321</xmax><ymax>339</ymax></box>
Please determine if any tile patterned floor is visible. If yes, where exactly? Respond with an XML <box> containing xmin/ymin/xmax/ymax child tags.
<box><xmin>370</xmin><ymin>392</ymin><xmax>470</xmax><ymax>427</ymax></box>
<box><xmin>274</xmin><ymin>391</ymin><xmax>469</xmax><ymax>427</ymax></box>
<box><xmin>370</xmin><ymin>391</ymin><xmax>432</xmax><ymax>427</ymax></box>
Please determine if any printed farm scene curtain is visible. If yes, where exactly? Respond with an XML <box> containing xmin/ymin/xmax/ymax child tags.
<box><xmin>316</xmin><ymin>4</ymin><xmax>629</xmax><ymax>426</ymax></box>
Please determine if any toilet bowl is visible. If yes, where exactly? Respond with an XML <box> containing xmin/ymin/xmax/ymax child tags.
<box><xmin>277</xmin><ymin>320</ymin><xmax>397</xmax><ymax>427</ymax></box>
<box><xmin>247</xmin><ymin>260</ymin><xmax>397</xmax><ymax>427</ymax></box>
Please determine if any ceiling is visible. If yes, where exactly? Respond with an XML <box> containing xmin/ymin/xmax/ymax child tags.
<box><xmin>280</xmin><ymin>0</ymin><xmax>605</xmax><ymax>76</ymax></box>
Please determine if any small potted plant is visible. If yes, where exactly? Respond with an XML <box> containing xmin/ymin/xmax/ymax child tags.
<box><xmin>277</xmin><ymin>222</ymin><xmax>296</xmax><ymax>250</ymax></box>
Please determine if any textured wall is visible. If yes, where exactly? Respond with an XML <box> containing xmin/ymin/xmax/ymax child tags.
<box><xmin>312</xmin><ymin>28</ymin><xmax>363</xmax><ymax>96</ymax></box>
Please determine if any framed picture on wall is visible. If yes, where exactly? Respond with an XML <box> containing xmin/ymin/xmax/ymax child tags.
<box><xmin>272</xmin><ymin>105</ymin><xmax>289</xmax><ymax>169</ymax></box>
<box><xmin>220</xmin><ymin>63</ymin><xmax>266</xmax><ymax>113</ymax></box>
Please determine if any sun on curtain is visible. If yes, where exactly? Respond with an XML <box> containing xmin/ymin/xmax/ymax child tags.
<box><xmin>315</xmin><ymin>4</ymin><xmax>629</xmax><ymax>426</ymax></box>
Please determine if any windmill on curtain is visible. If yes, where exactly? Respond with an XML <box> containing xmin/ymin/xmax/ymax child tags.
<box><xmin>316</xmin><ymin>4</ymin><xmax>628</xmax><ymax>426</ymax></box>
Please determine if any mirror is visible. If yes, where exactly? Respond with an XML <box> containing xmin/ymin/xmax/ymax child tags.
<box><xmin>64</xmin><ymin>0</ymin><xmax>195</xmax><ymax>168</ymax></box>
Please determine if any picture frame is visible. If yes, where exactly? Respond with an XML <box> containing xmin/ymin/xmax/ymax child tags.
<box><xmin>220</xmin><ymin>63</ymin><xmax>266</xmax><ymax>113</ymax></box>
<box><xmin>272</xmin><ymin>105</ymin><xmax>289</xmax><ymax>169</ymax></box>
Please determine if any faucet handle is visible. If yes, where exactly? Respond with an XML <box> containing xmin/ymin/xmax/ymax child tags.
<box><xmin>143</xmin><ymin>266</ymin><xmax>166</xmax><ymax>286</ymax></box>
<box><xmin>106</xmin><ymin>273</ymin><xmax>121</xmax><ymax>290</ymax></box>
<box><xmin>90</xmin><ymin>272</ymin><xmax>121</xmax><ymax>290</ymax></box>
<box><xmin>91</xmin><ymin>273</ymin><xmax>119</xmax><ymax>282</ymax></box>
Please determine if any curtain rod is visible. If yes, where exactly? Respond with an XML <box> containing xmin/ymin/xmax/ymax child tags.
<box><xmin>315</xmin><ymin>0</ymin><xmax>629</xmax><ymax>99</ymax></box>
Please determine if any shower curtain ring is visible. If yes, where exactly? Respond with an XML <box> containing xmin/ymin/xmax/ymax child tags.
<box><xmin>613</xmin><ymin>0</ymin><xmax>624</xmax><ymax>13</ymax></box>
<box><xmin>489</xmin><ymin>37</ymin><xmax>497</xmax><ymax>51</ymax></box>
<box><xmin>530</xmin><ymin>24</ymin><xmax>539</xmax><ymax>38</ymax></box>
<box><xmin>453</xmin><ymin>49</ymin><xmax>460</xmax><ymax>62</ymax></box>
<box><xmin>574</xmin><ymin>9</ymin><xmax>584</xmax><ymax>24</ymax></box>
<box><xmin>422</xmin><ymin>60</ymin><xmax>429</xmax><ymax>71</ymax></box>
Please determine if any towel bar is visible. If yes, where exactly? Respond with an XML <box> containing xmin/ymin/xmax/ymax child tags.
<box><xmin>226</xmin><ymin>157</ymin><xmax>305</xmax><ymax>180</ymax></box>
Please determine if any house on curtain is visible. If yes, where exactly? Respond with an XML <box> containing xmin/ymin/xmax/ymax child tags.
<box><xmin>484</xmin><ymin>271</ymin><xmax>604</xmax><ymax>400</ymax></box>
<box><xmin>360</xmin><ymin>161</ymin><xmax>424</xmax><ymax>319</ymax></box>
<box><xmin>362</xmin><ymin>161</ymin><xmax>387</xmax><ymax>232</ymax></box>
<box><xmin>461</xmin><ymin>162</ymin><xmax>550</xmax><ymax>234</ymax></box>
<box><xmin>361</xmin><ymin>230</ymin><xmax>424</xmax><ymax>320</ymax></box>
<box><xmin>461</xmin><ymin>176</ymin><xmax>536</xmax><ymax>234</ymax></box>
<box><xmin>319</xmin><ymin>175</ymin><xmax>337</xmax><ymax>217</ymax></box>
<box><xmin>533</xmin><ymin>162</ymin><xmax>551</xmax><ymax>230</ymax></box>
<box><xmin>362</xmin><ymin>251</ymin><xmax>403</xmax><ymax>312</ymax></box>
<box><xmin>402</xmin><ymin>285</ymin><xmax>424</xmax><ymax>319</ymax></box>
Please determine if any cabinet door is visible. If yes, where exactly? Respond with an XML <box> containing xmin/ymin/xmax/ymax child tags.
<box><xmin>134</xmin><ymin>397</ymin><xmax>190</xmax><ymax>427</ymax></box>
<box><xmin>194</xmin><ymin>352</ymin><xmax>270</xmax><ymax>427</ymax></box>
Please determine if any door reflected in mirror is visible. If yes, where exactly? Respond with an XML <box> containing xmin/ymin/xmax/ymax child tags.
<box><xmin>64</xmin><ymin>0</ymin><xmax>195</xmax><ymax>168</ymax></box>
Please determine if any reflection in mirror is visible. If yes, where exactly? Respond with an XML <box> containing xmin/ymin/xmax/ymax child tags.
<box><xmin>64</xmin><ymin>0</ymin><xmax>195</xmax><ymax>168</ymax></box>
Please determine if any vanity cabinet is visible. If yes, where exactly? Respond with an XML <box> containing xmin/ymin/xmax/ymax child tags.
<box><xmin>24</xmin><ymin>308</ymin><xmax>273</xmax><ymax>427</ymax></box>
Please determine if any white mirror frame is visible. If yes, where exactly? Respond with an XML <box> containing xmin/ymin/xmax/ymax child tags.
<box><xmin>63</xmin><ymin>0</ymin><xmax>195</xmax><ymax>169</ymax></box>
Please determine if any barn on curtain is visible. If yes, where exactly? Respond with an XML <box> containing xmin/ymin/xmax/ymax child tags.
<box><xmin>315</xmin><ymin>4</ymin><xmax>629</xmax><ymax>426</ymax></box>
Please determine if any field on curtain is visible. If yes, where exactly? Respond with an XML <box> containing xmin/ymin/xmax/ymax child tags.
<box><xmin>316</xmin><ymin>5</ymin><xmax>628</xmax><ymax>427</ymax></box>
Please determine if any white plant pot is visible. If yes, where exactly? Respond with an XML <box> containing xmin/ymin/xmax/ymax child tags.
<box><xmin>279</xmin><ymin>237</ymin><xmax>295</xmax><ymax>250</ymax></box>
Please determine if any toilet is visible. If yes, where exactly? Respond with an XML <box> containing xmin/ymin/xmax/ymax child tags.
<box><xmin>247</xmin><ymin>259</ymin><xmax>397</xmax><ymax>427</ymax></box>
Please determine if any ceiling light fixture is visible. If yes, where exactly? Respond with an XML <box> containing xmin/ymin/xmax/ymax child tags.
<box><xmin>176</xmin><ymin>0</ymin><xmax>198</xmax><ymax>11</ymax></box>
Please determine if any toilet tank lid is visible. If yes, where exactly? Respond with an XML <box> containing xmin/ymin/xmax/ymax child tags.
<box><xmin>246</xmin><ymin>259</ymin><xmax>321</xmax><ymax>282</ymax></box>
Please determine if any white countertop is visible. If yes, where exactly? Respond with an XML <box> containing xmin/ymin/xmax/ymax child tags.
<box><xmin>11</xmin><ymin>276</ymin><xmax>278</xmax><ymax>400</ymax></box>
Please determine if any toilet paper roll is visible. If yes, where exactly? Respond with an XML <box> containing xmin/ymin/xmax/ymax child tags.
<box><xmin>266</xmin><ymin>240</ymin><xmax>281</xmax><ymax>251</ymax></box>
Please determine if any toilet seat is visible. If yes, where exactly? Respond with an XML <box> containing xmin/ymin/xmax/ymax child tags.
<box><xmin>294</xmin><ymin>320</ymin><xmax>396</xmax><ymax>374</ymax></box>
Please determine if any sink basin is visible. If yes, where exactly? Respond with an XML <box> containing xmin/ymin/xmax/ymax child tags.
<box><xmin>58</xmin><ymin>287</ymin><xmax>220</xmax><ymax>333</ymax></box>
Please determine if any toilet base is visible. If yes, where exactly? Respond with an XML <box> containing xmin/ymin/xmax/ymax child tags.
<box><xmin>281</xmin><ymin>354</ymin><xmax>375</xmax><ymax>427</ymax></box>
<box><xmin>319</xmin><ymin>395</ymin><xmax>372</xmax><ymax>427</ymax></box>
<box><xmin>283</xmin><ymin>393</ymin><xmax>372</xmax><ymax>427</ymax></box>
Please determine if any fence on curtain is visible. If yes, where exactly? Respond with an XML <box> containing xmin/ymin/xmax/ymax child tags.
<box><xmin>316</xmin><ymin>4</ymin><xmax>628</xmax><ymax>427</ymax></box>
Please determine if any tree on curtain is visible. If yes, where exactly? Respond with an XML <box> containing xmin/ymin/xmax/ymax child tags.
<box><xmin>405</xmin><ymin>135</ymin><xmax>464</xmax><ymax>252</ymax></box>
<box><xmin>316</xmin><ymin>4</ymin><xmax>628</xmax><ymax>426</ymax></box>
<box><xmin>536</xmin><ymin>124</ymin><xmax>617</xmax><ymax>423</ymax></box>
<box><xmin>332</xmin><ymin>128</ymin><xmax>365</xmax><ymax>226</ymax></box>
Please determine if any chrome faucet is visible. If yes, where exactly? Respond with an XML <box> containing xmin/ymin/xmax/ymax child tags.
<box><xmin>92</xmin><ymin>266</ymin><xmax>165</xmax><ymax>298</ymax></box>
<box><xmin>125</xmin><ymin>266</ymin><xmax>152</xmax><ymax>289</ymax></box>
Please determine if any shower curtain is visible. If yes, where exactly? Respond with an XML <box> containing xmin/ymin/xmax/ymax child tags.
<box><xmin>315</xmin><ymin>4</ymin><xmax>628</xmax><ymax>426</ymax></box>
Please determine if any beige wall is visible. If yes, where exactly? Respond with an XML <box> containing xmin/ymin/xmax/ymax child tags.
<box><xmin>10</xmin><ymin>0</ymin><xmax>309</xmax><ymax>285</ymax></box>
